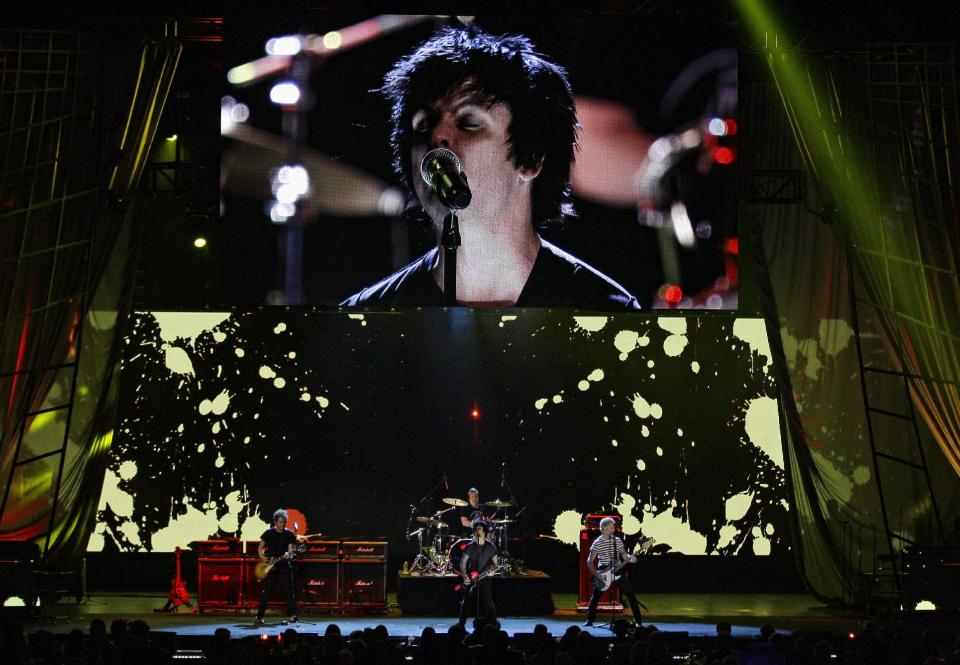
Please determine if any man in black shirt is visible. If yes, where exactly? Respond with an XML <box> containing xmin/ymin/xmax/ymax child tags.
<box><xmin>255</xmin><ymin>509</ymin><xmax>298</xmax><ymax>624</ymax></box>
<box><xmin>459</xmin><ymin>488</ymin><xmax>489</xmax><ymax>536</ymax></box>
<box><xmin>340</xmin><ymin>25</ymin><xmax>640</xmax><ymax>310</ymax></box>
<box><xmin>457</xmin><ymin>519</ymin><xmax>499</xmax><ymax>627</ymax></box>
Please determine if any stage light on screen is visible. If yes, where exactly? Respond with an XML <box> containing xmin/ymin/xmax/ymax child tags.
<box><xmin>711</xmin><ymin>146</ymin><xmax>735</xmax><ymax>165</ymax></box>
<box><xmin>193</xmin><ymin>237</ymin><xmax>207</xmax><ymax>249</ymax></box>
<box><xmin>708</xmin><ymin>117</ymin><xmax>727</xmax><ymax>136</ymax></box>
<box><xmin>166</xmin><ymin>134</ymin><xmax>178</xmax><ymax>142</ymax></box>
<box><xmin>322</xmin><ymin>31</ymin><xmax>343</xmax><ymax>50</ymax></box>
<box><xmin>269</xmin><ymin>82</ymin><xmax>301</xmax><ymax>106</ymax></box>
<box><xmin>664</xmin><ymin>284</ymin><xmax>683</xmax><ymax>304</ymax></box>
<box><xmin>269</xmin><ymin>201</ymin><xmax>296</xmax><ymax>223</ymax></box>
<box><xmin>670</xmin><ymin>202</ymin><xmax>696</xmax><ymax>248</ymax></box>
<box><xmin>724</xmin><ymin>118</ymin><xmax>738</xmax><ymax>136</ymax></box>
<box><xmin>265</xmin><ymin>35</ymin><xmax>302</xmax><ymax>56</ymax></box>
<box><xmin>230</xmin><ymin>103</ymin><xmax>250</xmax><ymax>124</ymax></box>
<box><xmin>471</xmin><ymin>405</ymin><xmax>480</xmax><ymax>420</ymax></box>
<box><xmin>724</xmin><ymin>238</ymin><xmax>739</xmax><ymax>255</ymax></box>
<box><xmin>695</xmin><ymin>221</ymin><xmax>713</xmax><ymax>239</ymax></box>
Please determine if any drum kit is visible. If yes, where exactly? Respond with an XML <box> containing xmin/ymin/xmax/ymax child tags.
<box><xmin>407</xmin><ymin>496</ymin><xmax>522</xmax><ymax>575</ymax></box>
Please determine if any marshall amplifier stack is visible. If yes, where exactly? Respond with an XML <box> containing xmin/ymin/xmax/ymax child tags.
<box><xmin>196</xmin><ymin>538</ymin><xmax>387</xmax><ymax>612</ymax></box>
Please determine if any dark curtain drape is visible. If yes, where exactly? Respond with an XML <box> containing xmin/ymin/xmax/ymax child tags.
<box><xmin>741</xmin><ymin>29</ymin><xmax>960</xmax><ymax>602</ymax></box>
<box><xmin>0</xmin><ymin>29</ymin><xmax>181</xmax><ymax>569</ymax></box>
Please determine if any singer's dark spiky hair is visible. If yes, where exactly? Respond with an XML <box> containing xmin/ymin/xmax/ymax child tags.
<box><xmin>382</xmin><ymin>24</ymin><xmax>578</xmax><ymax>227</ymax></box>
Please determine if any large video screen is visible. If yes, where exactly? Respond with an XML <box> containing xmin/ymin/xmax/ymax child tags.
<box><xmin>91</xmin><ymin>310</ymin><xmax>786</xmax><ymax>559</ymax></box>
<box><xmin>221</xmin><ymin>13</ymin><xmax>738</xmax><ymax>310</ymax></box>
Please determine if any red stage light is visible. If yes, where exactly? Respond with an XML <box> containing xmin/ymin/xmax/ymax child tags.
<box><xmin>724</xmin><ymin>238</ymin><xmax>739</xmax><ymax>256</ymax></box>
<box><xmin>664</xmin><ymin>285</ymin><xmax>683</xmax><ymax>304</ymax></box>
<box><xmin>471</xmin><ymin>408</ymin><xmax>480</xmax><ymax>420</ymax></box>
<box><xmin>724</xmin><ymin>118</ymin><xmax>738</xmax><ymax>136</ymax></box>
<box><xmin>711</xmin><ymin>146</ymin><xmax>735</xmax><ymax>165</ymax></box>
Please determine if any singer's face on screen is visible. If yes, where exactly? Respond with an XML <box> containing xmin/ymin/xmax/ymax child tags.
<box><xmin>409</xmin><ymin>82</ymin><xmax>540</xmax><ymax>230</ymax></box>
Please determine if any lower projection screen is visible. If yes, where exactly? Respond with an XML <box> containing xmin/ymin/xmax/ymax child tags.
<box><xmin>92</xmin><ymin>310</ymin><xmax>788</xmax><ymax>565</ymax></box>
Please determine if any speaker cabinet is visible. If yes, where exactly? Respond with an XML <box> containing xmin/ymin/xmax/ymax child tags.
<box><xmin>297</xmin><ymin>559</ymin><xmax>340</xmax><ymax>608</ymax></box>
<box><xmin>198</xmin><ymin>558</ymin><xmax>244</xmax><ymax>609</ymax></box>
<box><xmin>341</xmin><ymin>560</ymin><xmax>387</xmax><ymax>609</ymax></box>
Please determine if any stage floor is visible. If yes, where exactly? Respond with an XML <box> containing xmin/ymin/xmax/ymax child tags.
<box><xmin>24</xmin><ymin>592</ymin><xmax>863</xmax><ymax>639</ymax></box>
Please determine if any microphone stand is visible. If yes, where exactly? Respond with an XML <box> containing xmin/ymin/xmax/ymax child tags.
<box><xmin>441</xmin><ymin>210</ymin><xmax>460</xmax><ymax>305</ymax></box>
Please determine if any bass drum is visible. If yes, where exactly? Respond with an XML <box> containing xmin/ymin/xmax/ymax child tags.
<box><xmin>446</xmin><ymin>538</ymin><xmax>472</xmax><ymax>574</ymax></box>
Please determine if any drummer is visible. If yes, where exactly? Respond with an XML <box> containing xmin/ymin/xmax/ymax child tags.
<box><xmin>459</xmin><ymin>488</ymin><xmax>493</xmax><ymax>534</ymax></box>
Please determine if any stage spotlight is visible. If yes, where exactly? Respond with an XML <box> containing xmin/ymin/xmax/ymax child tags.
<box><xmin>471</xmin><ymin>407</ymin><xmax>480</xmax><ymax>420</ymax></box>
<box><xmin>193</xmin><ymin>237</ymin><xmax>207</xmax><ymax>249</ymax></box>
<box><xmin>166</xmin><ymin>134</ymin><xmax>178</xmax><ymax>142</ymax></box>
<box><xmin>270</xmin><ymin>82</ymin><xmax>301</xmax><ymax>106</ymax></box>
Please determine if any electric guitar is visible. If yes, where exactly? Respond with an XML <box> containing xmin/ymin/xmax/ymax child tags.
<box><xmin>592</xmin><ymin>536</ymin><xmax>655</xmax><ymax>592</ymax></box>
<box><xmin>456</xmin><ymin>563</ymin><xmax>508</xmax><ymax>591</ymax></box>
<box><xmin>167</xmin><ymin>546</ymin><xmax>191</xmax><ymax>607</ymax></box>
<box><xmin>255</xmin><ymin>542</ymin><xmax>307</xmax><ymax>581</ymax></box>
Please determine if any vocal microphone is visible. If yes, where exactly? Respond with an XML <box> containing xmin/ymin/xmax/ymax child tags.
<box><xmin>420</xmin><ymin>148</ymin><xmax>472</xmax><ymax>210</ymax></box>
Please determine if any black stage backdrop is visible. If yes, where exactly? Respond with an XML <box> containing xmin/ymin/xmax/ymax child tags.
<box><xmin>92</xmin><ymin>310</ymin><xmax>787</xmax><ymax>567</ymax></box>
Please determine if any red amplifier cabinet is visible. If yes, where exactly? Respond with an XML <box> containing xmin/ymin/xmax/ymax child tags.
<box><xmin>242</xmin><ymin>558</ymin><xmax>341</xmax><ymax>609</ymax></box>
<box><xmin>341</xmin><ymin>540</ymin><xmax>387</xmax><ymax>560</ymax></box>
<box><xmin>341</xmin><ymin>559</ymin><xmax>387</xmax><ymax>609</ymax></box>
<box><xmin>297</xmin><ymin>559</ymin><xmax>341</xmax><ymax>608</ymax></box>
<box><xmin>577</xmin><ymin>515</ymin><xmax>622</xmax><ymax>612</ymax></box>
<box><xmin>197</xmin><ymin>539</ymin><xmax>242</xmax><ymax>557</ymax></box>
<box><xmin>302</xmin><ymin>540</ymin><xmax>340</xmax><ymax>559</ymax></box>
<box><xmin>198</xmin><ymin>557</ymin><xmax>244</xmax><ymax>609</ymax></box>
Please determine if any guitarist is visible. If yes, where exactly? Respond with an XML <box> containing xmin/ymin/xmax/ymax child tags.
<box><xmin>584</xmin><ymin>517</ymin><xmax>643</xmax><ymax>627</ymax></box>
<box><xmin>457</xmin><ymin>519</ymin><xmax>499</xmax><ymax>627</ymax></box>
<box><xmin>255</xmin><ymin>509</ymin><xmax>299</xmax><ymax>625</ymax></box>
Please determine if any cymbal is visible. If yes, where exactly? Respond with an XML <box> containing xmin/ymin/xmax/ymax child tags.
<box><xmin>493</xmin><ymin>519</ymin><xmax>514</xmax><ymax>524</ymax></box>
<box><xmin>484</xmin><ymin>499</ymin><xmax>512</xmax><ymax>507</ymax></box>
<box><xmin>416</xmin><ymin>516</ymin><xmax>447</xmax><ymax>527</ymax></box>
<box><xmin>442</xmin><ymin>497</ymin><xmax>468</xmax><ymax>507</ymax></box>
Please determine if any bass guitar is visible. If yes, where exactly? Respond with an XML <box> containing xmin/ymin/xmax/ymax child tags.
<box><xmin>592</xmin><ymin>536</ymin><xmax>655</xmax><ymax>592</ymax></box>
<box><xmin>455</xmin><ymin>563</ymin><xmax>508</xmax><ymax>591</ymax></box>
<box><xmin>255</xmin><ymin>542</ymin><xmax>307</xmax><ymax>581</ymax></box>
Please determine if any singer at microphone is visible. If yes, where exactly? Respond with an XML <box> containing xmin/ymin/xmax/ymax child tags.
<box><xmin>340</xmin><ymin>24</ymin><xmax>640</xmax><ymax>310</ymax></box>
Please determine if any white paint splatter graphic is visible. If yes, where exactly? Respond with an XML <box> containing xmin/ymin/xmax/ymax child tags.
<box><xmin>744</xmin><ymin>397</ymin><xmax>783</xmax><ymax>468</ymax></box>
<box><xmin>210</xmin><ymin>391</ymin><xmax>230</xmax><ymax>416</ymax></box>
<box><xmin>553</xmin><ymin>510</ymin><xmax>583</xmax><ymax>545</ymax></box>
<box><xmin>163</xmin><ymin>346</ymin><xmax>194</xmax><ymax>375</ymax></box>
<box><xmin>153</xmin><ymin>311</ymin><xmax>230</xmax><ymax>344</ymax></box>
<box><xmin>733</xmin><ymin>318</ymin><xmax>772</xmax><ymax>367</ymax></box>
<box><xmin>640</xmin><ymin>505</ymin><xmax>708</xmax><ymax>553</ymax></box>
<box><xmin>725</xmin><ymin>492</ymin><xmax>753</xmax><ymax>521</ymax></box>
<box><xmin>573</xmin><ymin>316</ymin><xmax>608</xmax><ymax>333</ymax></box>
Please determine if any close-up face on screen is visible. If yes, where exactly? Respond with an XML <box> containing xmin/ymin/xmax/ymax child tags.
<box><xmin>219</xmin><ymin>13</ymin><xmax>738</xmax><ymax>310</ymax></box>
